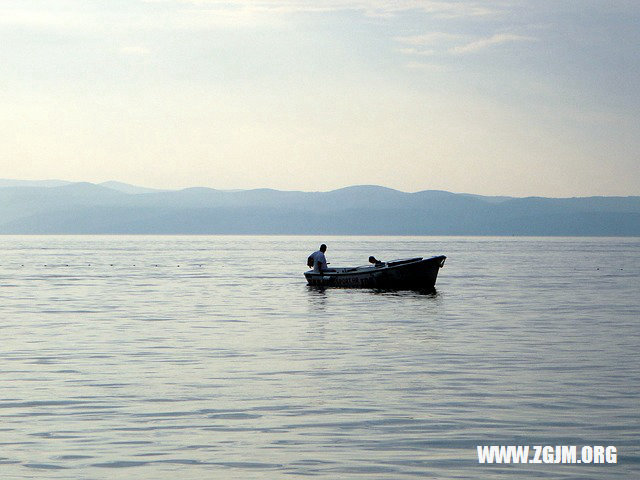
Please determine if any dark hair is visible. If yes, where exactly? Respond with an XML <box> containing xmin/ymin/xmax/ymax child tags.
<box><xmin>320</xmin><ymin>244</ymin><xmax>327</xmax><ymax>252</ymax></box>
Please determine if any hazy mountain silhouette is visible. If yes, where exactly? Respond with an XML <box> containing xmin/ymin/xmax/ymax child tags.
<box><xmin>0</xmin><ymin>181</ymin><xmax>638</xmax><ymax>235</ymax></box>
<box><xmin>98</xmin><ymin>181</ymin><xmax>169</xmax><ymax>195</ymax></box>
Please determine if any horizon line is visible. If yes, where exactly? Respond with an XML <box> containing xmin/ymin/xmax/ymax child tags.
<box><xmin>1</xmin><ymin>178</ymin><xmax>638</xmax><ymax>199</ymax></box>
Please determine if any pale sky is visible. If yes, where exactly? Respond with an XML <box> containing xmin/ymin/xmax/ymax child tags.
<box><xmin>1</xmin><ymin>0</ymin><xmax>639</xmax><ymax>196</ymax></box>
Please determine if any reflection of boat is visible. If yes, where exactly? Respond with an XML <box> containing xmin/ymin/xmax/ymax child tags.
<box><xmin>304</xmin><ymin>256</ymin><xmax>446</xmax><ymax>290</ymax></box>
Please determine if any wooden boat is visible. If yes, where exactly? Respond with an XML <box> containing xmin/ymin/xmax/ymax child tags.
<box><xmin>304</xmin><ymin>255</ymin><xmax>446</xmax><ymax>290</ymax></box>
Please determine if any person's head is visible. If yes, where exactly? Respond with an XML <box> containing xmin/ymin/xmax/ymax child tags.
<box><xmin>320</xmin><ymin>244</ymin><xmax>327</xmax><ymax>252</ymax></box>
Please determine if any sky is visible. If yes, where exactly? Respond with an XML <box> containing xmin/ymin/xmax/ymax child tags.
<box><xmin>1</xmin><ymin>0</ymin><xmax>639</xmax><ymax>197</ymax></box>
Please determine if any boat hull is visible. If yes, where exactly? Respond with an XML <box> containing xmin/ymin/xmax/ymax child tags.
<box><xmin>304</xmin><ymin>256</ymin><xmax>446</xmax><ymax>290</ymax></box>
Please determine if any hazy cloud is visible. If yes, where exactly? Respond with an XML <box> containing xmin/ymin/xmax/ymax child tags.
<box><xmin>160</xmin><ymin>0</ymin><xmax>502</xmax><ymax>19</ymax></box>
<box><xmin>396</xmin><ymin>47</ymin><xmax>437</xmax><ymax>57</ymax></box>
<box><xmin>395</xmin><ymin>31</ymin><xmax>536</xmax><ymax>59</ymax></box>
<box><xmin>0</xmin><ymin>6</ymin><xmax>89</xmax><ymax>29</ymax></box>
<box><xmin>395</xmin><ymin>32</ymin><xmax>465</xmax><ymax>46</ymax></box>
<box><xmin>120</xmin><ymin>45</ymin><xmax>150</xmax><ymax>56</ymax></box>
<box><xmin>395</xmin><ymin>32</ymin><xmax>465</xmax><ymax>56</ymax></box>
<box><xmin>0</xmin><ymin>1</ymin><xmax>508</xmax><ymax>33</ymax></box>
<box><xmin>451</xmin><ymin>33</ymin><xmax>537</xmax><ymax>54</ymax></box>
<box><xmin>405</xmin><ymin>61</ymin><xmax>448</xmax><ymax>72</ymax></box>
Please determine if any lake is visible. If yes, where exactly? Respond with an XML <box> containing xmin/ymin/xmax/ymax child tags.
<box><xmin>0</xmin><ymin>235</ymin><xmax>638</xmax><ymax>479</ymax></box>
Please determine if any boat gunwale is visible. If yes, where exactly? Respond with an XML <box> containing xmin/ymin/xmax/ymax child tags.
<box><xmin>304</xmin><ymin>255</ymin><xmax>445</xmax><ymax>278</ymax></box>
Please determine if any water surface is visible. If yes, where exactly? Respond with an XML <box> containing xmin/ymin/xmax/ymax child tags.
<box><xmin>0</xmin><ymin>236</ymin><xmax>638</xmax><ymax>479</ymax></box>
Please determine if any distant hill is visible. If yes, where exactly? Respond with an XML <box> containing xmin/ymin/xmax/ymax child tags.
<box><xmin>99</xmin><ymin>181</ymin><xmax>168</xmax><ymax>194</ymax></box>
<box><xmin>0</xmin><ymin>181</ymin><xmax>638</xmax><ymax>235</ymax></box>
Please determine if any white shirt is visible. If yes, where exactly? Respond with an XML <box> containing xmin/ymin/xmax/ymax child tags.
<box><xmin>311</xmin><ymin>250</ymin><xmax>327</xmax><ymax>272</ymax></box>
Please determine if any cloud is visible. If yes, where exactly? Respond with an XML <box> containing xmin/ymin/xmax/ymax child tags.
<box><xmin>395</xmin><ymin>32</ymin><xmax>465</xmax><ymax>46</ymax></box>
<box><xmin>0</xmin><ymin>1</ymin><xmax>507</xmax><ymax>33</ymax></box>
<box><xmin>396</xmin><ymin>47</ymin><xmax>437</xmax><ymax>57</ymax></box>
<box><xmin>120</xmin><ymin>45</ymin><xmax>150</xmax><ymax>56</ymax></box>
<box><xmin>394</xmin><ymin>32</ymin><xmax>465</xmax><ymax>56</ymax></box>
<box><xmin>159</xmin><ymin>0</ymin><xmax>502</xmax><ymax>19</ymax></box>
<box><xmin>405</xmin><ymin>61</ymin><xmax>448</xmax><ymax>72</ymax></box>
<box><xmin>450</xmin><ymin>33</ymin><xmax>536</xmax><ymax>54</ymax></box>
<box><xmin>394</xmin><ymin>31</ymin><xmax>537</xmax><ymax>60</ymax></box>
<box><xmin>0</xmin><ymin>6</ymin><xmax>89</xmax><ymax>29</ymax></box>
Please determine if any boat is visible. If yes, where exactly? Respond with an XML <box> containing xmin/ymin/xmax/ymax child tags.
<box><xmin>304</xmin><ymin>255</ymin><xmax>446</xmax><ymax>290</ymax></box>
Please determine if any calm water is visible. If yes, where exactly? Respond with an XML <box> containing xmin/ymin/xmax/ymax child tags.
<box><xmin>0</xmin><ymin>236</ymin><xmax>638</xmax><ymax>479</ymax></box>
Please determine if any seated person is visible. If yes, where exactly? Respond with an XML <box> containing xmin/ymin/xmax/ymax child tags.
<box><xmin>369</xmin><ymin>256</ymin><xmax>385</xmax><ymax>267</ymax></box>
<box><xmin>309</xmin><ymin>244</ymin><xmax>330</xmax><ymax>272</ymax></box>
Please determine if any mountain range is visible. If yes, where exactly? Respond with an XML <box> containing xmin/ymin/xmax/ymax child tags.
<box><xmin>1</xmin><ymin>180</ymin><xmax>639</xmax><ymax>235</ymax></box>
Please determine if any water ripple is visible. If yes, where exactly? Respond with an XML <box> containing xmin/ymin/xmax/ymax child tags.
<box><xmin>0</xmin><ymin>235</ymin><xmax>638</xmax><ymax>479</ymax></box>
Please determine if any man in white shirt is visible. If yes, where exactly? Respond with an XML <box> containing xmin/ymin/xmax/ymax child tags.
<box><xmin>310</xmin><ymin>244</ymin><xmax>329</xmax><ymax>273</ymax></box>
